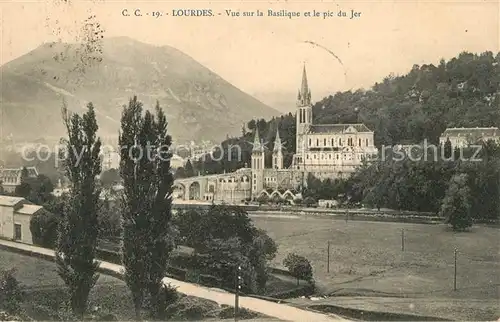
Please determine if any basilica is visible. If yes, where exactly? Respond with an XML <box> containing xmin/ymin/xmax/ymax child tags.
<box><xmin>174</xmin><ymin>65</ymin><xmax>378</xmax><ymax>202</ymax></box>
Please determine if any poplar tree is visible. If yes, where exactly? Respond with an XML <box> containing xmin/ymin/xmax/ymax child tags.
<box><xmin>56</xmin><ymin>102</ymin><xmax>102</xmax><ymax>318</ymax></box>
<box><xmin>119</xmin><ymin>96</ymin><xmax>175</xmax><ymax>320</ymax></box>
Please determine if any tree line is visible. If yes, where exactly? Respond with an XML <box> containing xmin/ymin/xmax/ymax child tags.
<box><xmin>303</xmin><ymin>140</ymin><xmax>500</xmax><ymax>230</ymax></box>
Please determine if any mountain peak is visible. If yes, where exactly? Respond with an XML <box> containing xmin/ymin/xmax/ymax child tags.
<box><xmin>1</xmin><ymin>39</ymin><xmax>280</xmax><ymax>144</ymax></box>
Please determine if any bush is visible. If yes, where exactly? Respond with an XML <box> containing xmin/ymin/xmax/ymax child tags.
<box><xmin>145</xmin><ymin>282</ymin><xmax>179</xmax><ymax>320</ymax></box>
<box><xmin>283</xmin><ymin>253</ymin><xmax>313</xmax><ymax>285</ymax></box>
<box><xmin>166</xmin><ymin>296</ymin><xmax>219</xmax><ymax>320</ymax></box>
<box><xmin>30</xmin><ymin>210</ymin><xmax>60</xmax><ymax>248</ymax></box>
<box><xmin>218</xmin><ymin>305</ymin><xmax>260</xmax><ymax>319</ymax></box>
<box><xmin>440</xmin><ymin>174</ymin><xmax>473</xmax><ymax>231</ymax></box>
<box><xmin>303</xmin><ymin>197</ymin><xmax>317</xmax><ymax>207</ymax></box>
<box><xmin>185</xmin><ymin>270</ymin><xmax>201</xmax><ymax>284</ymax></box>
<box><xmin>256</xmin><ymin>194</ymin><xmax>269</xmax><ymax>204</ymax></box>
<box><xmin>162</xmin><ymin>283</ymin><xmax>179</xmax><ymax>308</ymax></box>
<box><xmin>96</xmin><ymin>313</ymin><xmax>118</xmax><ymax>320</ymax></box>
<box><xmin>0</xmin><ymin>269</ymin><xmax>24</xmax><ymax>315</ymax></box>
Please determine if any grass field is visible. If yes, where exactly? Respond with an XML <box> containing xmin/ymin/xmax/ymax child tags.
<box><xmin>0</xmin><ymin>249</ymin><xmax>137</xmax><ymax>320</ymax></box>
<box><xmin>251</xmin><ymin>213</ymin><xmax>500</xmax><ymax>320</ymax></box>
<box><xmin>0</xmin><ymin>249</ymin><xmax>270</xmax><ymax>321</ymax></box>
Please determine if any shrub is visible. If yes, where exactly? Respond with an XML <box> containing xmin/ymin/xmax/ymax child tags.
<box><xmin>440</xmin><ymin>173</ymin><xmax>473</xmax><ymax>231</ymax></box>
<box><xmin>256</xmin><ymin>194</ymin><xmax>269</xmax><ymax>204</ymax></box>
<box><xmin>0</xmin><ymin>269</ymin><xmax>24</xmax><ymax>315</ymax></box>
<box><xmin>218</xmin><ymin>305</ymin><xmax>260</xmax><ymax>319</ymax></box>
<box><xmin>145</xmin><ymin>282</ymin><xmax>179</xmax><ymax>320</ymax></box>
<box><xmin>30</xmin><ymin>210</ymin><xmax>60</xmax><ymax>249</ymax></box>
<box><xmin>283</xmin><ymin>253</ymin><xmax>313</xmax><ymax>285</ymax></box>
<box><xmin>162</xmin><ymin>283</ymin><xmax>179</xmax><ymax>308</ymax></box>
<box><xmin>303</xmin><ymin>197</ymin><xmax>317</xmax><ymax>207</ymax></box>
<box><xmin>166</xmin><ymin>296</ymin><xmax>219</xmax><ymax>320</ymax></box>
<box><xmin>96</xmin><ymin>313</ymin><xmax>118</xmax><ymax>320</ymax></box>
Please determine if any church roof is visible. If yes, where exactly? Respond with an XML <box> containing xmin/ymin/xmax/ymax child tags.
<box><xmin>252</xmin><ymin>128</ymin><xmax>264</xmax><ymax>152</ymax></box>
<box><xmin>273</xmin><ymin>128</ymin><xmax>282</xmax><ymax>152</ymax></box>
<box><xmin>441</xmin><ymin>127</ymin><xmax>499</xmax><ymax>137</ymax></box>
<box><xmin>309</xmin><ymin>124</ymin><xmax>373</xmax><ymax>134</ymax></box>
<box><xmin>0</xmin><ymin>167</ymin><xmax>38</xmax><ymax>181</ymax></box>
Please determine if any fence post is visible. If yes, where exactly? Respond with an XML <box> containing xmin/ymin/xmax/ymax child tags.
<box><xmin>401</xmin><ymin>228</ymin><xmax>405</xmax><ymax>251</ymax></box>
<box><xmin>454</xmin><ymin>248</ymin><xmax>457</xmax><ymax>291</ymax></box>
<box><xmin>235</xmin><ymin>265</ymin><xmax>242</xmax><ymax>321</ymax></box>
<box><xmin>327</xmin><ymin>241</ymin><xmax>330</xmax><ymax>273</ymax></box>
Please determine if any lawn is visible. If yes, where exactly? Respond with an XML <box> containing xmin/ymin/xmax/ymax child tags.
<box><xmin>251</xmin><ymin>213</ymin><xmax>500</xmax><ymax>320</ymax></box>
<box><xmin>0</xmin><ymin>249</ymin><xmax>269</xmax><ymax>321</ymax></box>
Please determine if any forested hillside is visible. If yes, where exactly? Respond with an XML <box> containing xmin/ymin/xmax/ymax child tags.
<box><xmin>313</xmin><ymin>51</ymin><xmax>500</xmax><ymax>146</ymax></box>
<box><xmin>180</xmin><ymin>51</ymin><xmax>500</xmax><ymax>176</ymax></box>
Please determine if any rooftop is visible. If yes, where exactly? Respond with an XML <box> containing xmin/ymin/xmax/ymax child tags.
<box><xmin>0</xmin><ymin>195</ymin><xmax>25</xmax><ymax>207</ymax></box>
<box><xmin>309</xmin><ymin>124</ymin><xmax>373</xmax><ymax>134</ymax></box>
<box><xmin>441</xmin><ymin>127</ymin><xmax>499</xmax><ymax>137</ymax></box>
<box><xmin>15</xmin><ymin>204</ymin><xmax>43</xmax><ymax>215</ymax></box>
<box><xmin>0</xmin><ymin>166</ymin><xmax>39</xmax><ymax>179</ymax></box>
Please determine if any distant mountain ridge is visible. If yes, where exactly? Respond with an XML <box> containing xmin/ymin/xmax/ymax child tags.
<box><xmin>0</xmin><ymin>37</ymin><xmax>280</xmax><ymax>144</ymax></box>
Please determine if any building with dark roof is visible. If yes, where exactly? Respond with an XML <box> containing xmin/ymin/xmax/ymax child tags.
<box><xmin>0</xmin><ymin>166</ymin><xmax>38</xmax><ymax>193</ymax></box>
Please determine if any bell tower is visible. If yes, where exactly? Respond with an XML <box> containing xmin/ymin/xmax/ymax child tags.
<box><xmin>296</xmin><ymin>63</ymin><xmax>312</xmax><ymax>156</ymax></box>
<box><xmin>251</xmin><ymin>128</ymin><xmax>265</xmax><ymax>198</ymax></box>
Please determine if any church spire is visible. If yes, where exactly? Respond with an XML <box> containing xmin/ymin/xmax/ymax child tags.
<box><xmin>298</xmin><ymin>63</ymin><xmax>311</xmax><ymax>106</ymax></box>
<box><xmin>252</xmin><ymin>128</ymin><xmax>263</xmax><ymax>152</ymax></box>
<box><xmin>301</xmin><ymin>63</ymin><xmax>309</xmax><ymax>97</ymax></box>
<box><xmin>273</xmin><ymin>128</ymin><xmax>282</xmax><ymax>152</ymax></box>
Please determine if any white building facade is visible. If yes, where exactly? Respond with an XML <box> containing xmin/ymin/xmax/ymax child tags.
<box><xmin>291</xmin><ymin>65</ymin><xmax>378</xmax><ymax>179</ymax></box>
<box><xmin>175</xmin><ymin>64</ymin><xmax>378</xmax><ymax>202</ymax></box>
<box><xmin>439</xmin><ymin>127</ymin><xmax>500</xmax><ymax>148</ymax></box>
<box><xmin>0</xmin><ymin>196</ymin><xmax>43</xmax><ymax>244</ymax></box>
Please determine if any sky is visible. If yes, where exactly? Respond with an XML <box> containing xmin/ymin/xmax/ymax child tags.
<box><xmin>0</xmin><ymin>0</ymin><xmax>499</xmax><ymax>108</ymax></box>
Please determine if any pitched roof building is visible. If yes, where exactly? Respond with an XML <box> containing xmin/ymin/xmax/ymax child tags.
<box><xmin>0</xmin><ymin>166</ymin><xmax>38</xmax><ymax>193</ymax></box>
<box><xmin>439</xmin><ymin>127</ymin><xmax>500</xmax><ymax>148</ymax></box>
<box><xmin>0</xmin><ymin>195</ymin><xmax>44</xmax><ymax>244</ymax></box>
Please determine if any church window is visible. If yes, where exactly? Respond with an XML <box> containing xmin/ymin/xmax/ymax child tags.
<box><xmin>324</xmin><ymin>138</ymin><xmax>327</xmax><ymax>146</ymax></box>
<box><xmin>329</xmin><ymin>154</ymin><xmax>332</xmax><ymax>159</ymax></box>
<box><xmin>313</xmin><ymin>154</ymin><xmax>316</xmax><ymax>159</ymax></box>
<box><xmin>309</xmin><ymin>138</ymin><xmax>311</xmax><ymax>146</ymax></box>
<box><xmin>339</xmin><ymin>138</ymin><xmax>342</xmax><ymax>146</ymax></box>
<box><xmin>336</xmin><ymin>154</ymin><xmax>339</xmax><ymax>160</ymax></box>
<box><xmin>359</xmin><ymin>138</ymin><xmax>361</xmax><ymax>146</ymax></box>
<box><xmin>316</xmin><ymin>139</ymin><xmax>319</xmax><ymax>146</ymax></box>
<box><xmin>306</xmin><ymin>154</ymin><xmax>309</xmax><ymax>159</ymax></box>
<box><xmin>331</xmin><ymin>138</ymin><xmax>334</xmax><ymax>146</ymax></box>
<box><xmin>366</xmin><ymin>138</ymin><xmax>369</xmax><ymax>146</ymax></box>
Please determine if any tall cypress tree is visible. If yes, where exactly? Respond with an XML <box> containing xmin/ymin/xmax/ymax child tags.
<box><xmin>119</xmin><ymin>97</ymin><xmax>175</xmax><ymax>320</ymax></box>
<box><xmin>56</xmin><ymin>102</ymin><xmax>102</xmax><ymax>318</ymax></box>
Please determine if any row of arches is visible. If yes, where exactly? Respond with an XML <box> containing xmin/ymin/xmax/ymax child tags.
<box><xmin>258</xmin><ymin>189</ymin><xmax>296</xmax><ymax>200</ymax></box>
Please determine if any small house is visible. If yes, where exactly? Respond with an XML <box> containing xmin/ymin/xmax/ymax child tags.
<box><xmin>0</xmin><ymin>195</ymin><xmax>44</xmax><ymax>244</ymax></box>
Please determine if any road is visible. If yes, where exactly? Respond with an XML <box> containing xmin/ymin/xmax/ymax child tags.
<box><xmin>0</xmin><ymin>239</ymin><xmax>346</xmax><ymax>322</ymax></box>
